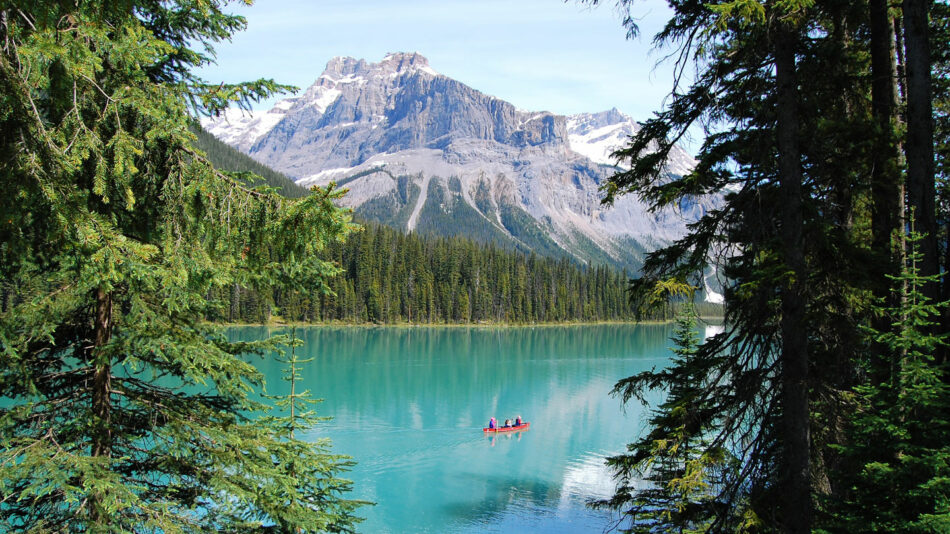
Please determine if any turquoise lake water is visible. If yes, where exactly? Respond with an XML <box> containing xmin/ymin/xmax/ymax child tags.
<box><xmin>228</xmin><ymin>324</ymin><xmax>685</xmax><ymax>533</ymax></box>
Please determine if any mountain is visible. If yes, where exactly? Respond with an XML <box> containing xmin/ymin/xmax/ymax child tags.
<box><xmin>202</xmin><ymin>52</ymin><xmax>711</xmax><ymax>274</ymax></box>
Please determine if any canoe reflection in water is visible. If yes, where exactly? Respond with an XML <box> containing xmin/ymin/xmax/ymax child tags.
<box><xmin>486</xmin><ymin>425</ymin><xmax>528</xmax><ymax>447</ymax></box>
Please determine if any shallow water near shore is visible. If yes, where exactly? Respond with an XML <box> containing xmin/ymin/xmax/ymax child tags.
<box><xmin>228</xmin><ymin>324</ymin><xmax>679</xmax><ymax>533</ymax></box>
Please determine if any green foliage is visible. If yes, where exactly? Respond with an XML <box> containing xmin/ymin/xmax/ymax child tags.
<box><xmin>258</xmin><ymin>328</ymin><xmax>367</xmax><ymax>533</ymax></box>
<box><xmin>354</xmin><ymin>173</ymin><xmax>421</xmax><ymax>229</ymax></box>
<box><xmin>497</xmin><ymin>203</ymin><xmax>568</xmax><ymax>260</ymax></box>
<box><xmin>595</xmin><ymin>301</ymin><xmax>727</xmax><ymax>533</ymax></box>
<box><xmin>0</xmin><ymin>1</ymin><xmax>362</xmax><ymax>531</ymax></box>
<box><xmin>218</xmin><ymin>221</ymin><xmax>653</xmax><ymax>324</ymax></box>
<box><xmin>822</xmin><ymin>232</ymin><xmax>950</xmax><ymax>532</ymax></box>
<box><xmin>586</xmin><ymin>0</ymin><xmax>950</xmax><ymax>531</ymax></box>
<box><xmin>415</xmin><ymin>177</ymin><xmax>518</xmax><ymax>246</ymax></box>
<box><xmin>190</xmin><ymin>125</ymin><xmax>310</xmax><ymax>198</ymax></box>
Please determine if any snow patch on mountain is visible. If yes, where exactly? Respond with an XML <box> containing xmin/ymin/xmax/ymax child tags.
<box><xmin>566</xmin><ymin>108</ymin><xmax>697</xmax><ymax>176</ymax></box>
<box><xmin>301</xmin><ymin>87</ymin><xmax>342</xmax><ymax>113</ymax></box>
<box><xmin>704</xmin><ymin>278</ymin><xmax>725</xmax><ymax>304</ymax></box>
<box><xmin>566</xmin><ymin>109</ymin><xmax>637</xmax><ymax>167</ymax></box>
<box><xmin>203</xmin><ymin>100</ymin><xmax>294</xmax><ymax>152</ymax></box>
<box><xmin>301</xmin><ymin>166</ymin><xmax>354</xmax><ymax>183</ymax></box>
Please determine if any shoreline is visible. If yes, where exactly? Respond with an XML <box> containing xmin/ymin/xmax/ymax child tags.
<box><xmin>211</xmin><ymin>316</ymin><xmax>724</xmax><ymax>329</ymax></box>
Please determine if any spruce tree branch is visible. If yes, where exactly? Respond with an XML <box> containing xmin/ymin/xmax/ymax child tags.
<box><xmin>0</xmin><ymin>51</ymin><xmax>60</xmax><ymax>156</ymax></box>
<box><xmin>181</xmin><ymin>145</ymin><xmax>287</xmax><ymax>203</ymax></box>
<box><xmin>79</xmin><ymin>73</ymin><xmax>115</xmax><ymax>105</ymax></box>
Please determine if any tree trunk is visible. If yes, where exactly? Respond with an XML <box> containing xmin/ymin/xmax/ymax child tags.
<box><xmin>895</xmin><ymin>17</ymin><xmax>907</xmax><ymax>102</ymax></box>
<box><xmin>230</xmin><ymin>283</ymin><xmax>240</xmax><ymax>322</ymax></box>
<box><xmin>90</xmin><ymin>287</ymin><xmax>113</xmax><ymax>524</ymax></box>
<box><xmin>870</xmin><ymin>0</ymin><xmax>902</xmax><ymax>281</ymax></box>
<box><xmin>869</xmin><ymin>0</ymin><xmax>910</xmax><ymax>374</ymax></box>
<box><xmin>92</xmin><ymin>287</ymin><xmax>113</xmax><ymax>457</ymax></box>
<box><xmin>774</xmin><ymin>24</ymin><xmax>811</xmax><ymax>534</ymax></box>
<box><xmin>902</xmin><ymin>0</ymin><xmax>939</xmax><ymax>301</ymax></box>
<box><xmin>944</xmin><ymin>223</ymin><xmax>950</xmax><ymax>328</ymax></box>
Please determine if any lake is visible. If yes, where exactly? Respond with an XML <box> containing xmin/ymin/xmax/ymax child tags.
<box><xmin>228</xmin><ymin>324</ymin><xmax>685</xmax><ymax>533</ymax></box>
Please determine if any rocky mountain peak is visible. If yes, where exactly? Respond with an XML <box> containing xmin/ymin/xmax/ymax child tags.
<box><xmin>201</xmin><ymin>53</ymin><xmax>710</xmax><ymax>279</ymax></box>
<box><xmin>380</xmin><ymin>52</ymin><xmax>434</xmax><ymax>73</ymax></box>
<box><xmin>317</xmin><ymin>52</ymin><xmax>437</xmax><ymax>83</ymax></box>
<box><xmin>570</xmin><ymin>108</ymin><xmax>631</xmax><ymax>133</ymax></box>
<box><xmin>566</xmin><ymin>109</ymin><xmax>639</xmax><ymax>166</ymax></box>
<box><xmin>230</xmin><ymin>52</ymin><xmax>572</xmax><ymax>174</ymax></box>
<box><xmin>565</xmin><ymin>108</ymin><xmax>695</xmax><ymax>174</ymax></box>
<box><xmin>321</xmin><ymin>56</ymin><xmax>367</xmax><ymax>78</ymax></box>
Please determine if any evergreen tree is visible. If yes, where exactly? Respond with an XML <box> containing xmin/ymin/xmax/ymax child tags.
<box><xmin>260</xmin><ymin>328</ymin><xmax>365</xmax><ymax>533</ymax></box>
<box><xmin>584</xmin><ymin>0</ymin><xmax>939</xmax><ymax>530</ymax></box>
<box><xmin>596</xmin><ymin>294</ymin><xmax>724</xmax><ymax>533</ymax></box>
<box><xmin>825</xmin><ymin>232</ymin><xmax>950</xmax><ymax>532</ymax></box>
<box><xmin>0</xmin><ymin>1</ymin><xmax>360</xmax><ymax>530</ymax></box>
<box><xmin>190</xmin><ymin>126</ymin><xmax>309</xmax><ymax>198</ymax></box>
<box><xmin>220</xmin><ymin>219</ymin><xmax>657</xmax><ymax>325</ymax></box>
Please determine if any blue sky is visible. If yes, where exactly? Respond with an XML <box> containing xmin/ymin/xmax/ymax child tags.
<box><xmin>198</xmin><ymin>0</ymin><xmax>684</xmax><ymax>122</ymax></box>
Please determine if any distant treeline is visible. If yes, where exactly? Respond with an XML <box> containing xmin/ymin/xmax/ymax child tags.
<box><xmin>213</xmin><ymin>222</ymin><xmax>645</xmax><ymax>324</ymax></box>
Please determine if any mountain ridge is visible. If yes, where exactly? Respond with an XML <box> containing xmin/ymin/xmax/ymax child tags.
<box><xmin>202</xmin><ymin>52</ymin><xmax>712</xmax><ymax>277</ymax></box>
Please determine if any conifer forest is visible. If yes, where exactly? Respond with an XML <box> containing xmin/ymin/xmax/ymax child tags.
<box><xmin>215</xmin><ymin>222</ymin><xmax>644</xmax><ymax>325</ymax></box>
<box><xmin>0</xmin><ymin>0</ymin><xmax>949</xmax><ymax>533</ymax></box>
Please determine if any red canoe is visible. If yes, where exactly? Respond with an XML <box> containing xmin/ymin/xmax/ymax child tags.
<box><xmin>483</xmin><ymin>422</ymin><xmax>530</xmax><ymax>433</ymax></box>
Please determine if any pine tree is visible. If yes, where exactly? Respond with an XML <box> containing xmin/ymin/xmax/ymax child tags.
<box><xmin>268</xmin><ymin>220</ymin><xmax>646</xmax><ymax>325</ymax></box>
<box><xmin>586</xmin><ymin>0</ymin><xmax>948</xmax><ymax>530</ymax></box>
<box><xmin>0</xmin><ymin>1</ymin><xmax>361</xmax><ymax>530</ymax></box>
<box><xmin>259</xmin><ymin>328</ymin><xmax>365</xmax><ymax>533</ymax></box>
<box><xmin>596</xmin><ymin>295</ymin><xmax>724</xmax><ymax>533</ymax></box>
<box><xmin>584</xmin><ymin>0</ymin><xmax>903</xmax><ymax>529</ymax></box>
<box><xmin>825</xmin><ymin>231</ymin><xmax>950</xmax><ymax>532</ymax></box>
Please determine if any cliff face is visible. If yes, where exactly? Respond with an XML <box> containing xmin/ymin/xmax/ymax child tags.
<box><xmin>240</xmin><ymin>52</ymin><xmax>570</xmax><ymax>176</ymax></box>
<box><xmin>203</xmin><ymin>52</ymin><xmax>712</xmax><ymax>273</ymax></box>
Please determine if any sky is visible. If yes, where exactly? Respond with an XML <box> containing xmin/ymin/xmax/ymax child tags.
<box><xmin>197</xmin><ymin>0</ymin><xmax>687</xmax><ymax>123</ymax></box>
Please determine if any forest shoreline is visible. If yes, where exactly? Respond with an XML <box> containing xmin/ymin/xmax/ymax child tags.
<box><xmin>212</xmin><ymin>316</ymin><xmax>725</xmax><ymax>328</ymax></box>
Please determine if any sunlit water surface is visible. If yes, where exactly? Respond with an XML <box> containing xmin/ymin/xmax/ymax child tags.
<box><xmin>227</xmin><ymin>324</ymin><xmax>680</xmax><ymax>533</ymax></box>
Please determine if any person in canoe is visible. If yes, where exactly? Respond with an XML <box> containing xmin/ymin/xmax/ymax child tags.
<box><xmin>483</xmin><ymin>418</ymin><xmax>530</xmax><ymax>433</ymax></box>
<box><xmin>515</xmin><ymin>415</ymin><xmax>522</xmax><ymax>426</ymax></box>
